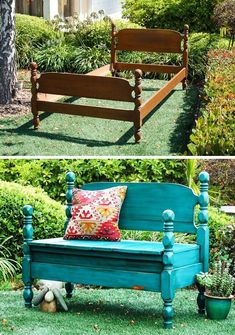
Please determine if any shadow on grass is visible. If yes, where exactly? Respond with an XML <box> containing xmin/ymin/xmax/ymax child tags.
<box><xmin>168</xmin><ymin>85</ymin><xmax>199</xmax><ymax>153</ymax></box>
<box><xmin>0</xmin><ymin>86</ymin><xmax>196</xmax><ymax>154</ymax></box>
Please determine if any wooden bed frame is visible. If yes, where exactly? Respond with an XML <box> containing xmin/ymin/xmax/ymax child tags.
<box><xmin>31</xmin><ymin>23</ymin><xmax>189</xmax><ymax>143</ymax></box>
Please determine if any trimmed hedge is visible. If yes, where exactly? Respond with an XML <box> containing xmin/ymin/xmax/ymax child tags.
<box><xmin>0</xmin><ymin>181</ymin><xmax>65</xmax><ymax>261</ymax></box>
<box><xmin>122</xmin><ymin>0</ymin><xmax>220</xmax><ymax>32</ymax></box>
<box><xmin>188</xmin><ymin>49</ymin><xmax>235</xmax><ymax>155</ymax></box>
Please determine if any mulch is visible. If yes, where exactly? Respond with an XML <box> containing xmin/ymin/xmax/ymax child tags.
<box><xmin>0</xmin><ymin>89</ymin><xmax>31</xmax><ymax>119</ymax></box>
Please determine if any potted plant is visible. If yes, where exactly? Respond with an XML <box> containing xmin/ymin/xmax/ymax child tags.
<box><xmin>196</xmin><ymin>261</ymin><xmax>234</xmax><ymax>320</ymax></box>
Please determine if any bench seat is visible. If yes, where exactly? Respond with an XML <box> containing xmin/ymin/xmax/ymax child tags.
<box><xmin>29</xmin><ymin>238</ymin><xmax>199</xmax><ymax>255</ymax></box>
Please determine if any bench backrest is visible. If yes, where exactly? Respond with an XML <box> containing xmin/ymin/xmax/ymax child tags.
<box><xmin>81</xmin><ymin>182</ymin><xmax>198</xmax><ymax>234</ymax></box>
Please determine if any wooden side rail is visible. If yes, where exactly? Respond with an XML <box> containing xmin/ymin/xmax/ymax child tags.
<box><xmin>115</xmin><ymin>63</ymin><xmax>183</xmax><ymax>74</ymax></box>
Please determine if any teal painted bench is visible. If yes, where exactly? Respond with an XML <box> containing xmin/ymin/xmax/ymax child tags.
<box><xmin>22</xmin><ymin>171</ymin><xmax>210</xmax><ymax>329</ymax></box>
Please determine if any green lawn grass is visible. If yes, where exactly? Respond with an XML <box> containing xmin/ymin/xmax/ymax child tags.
<box><xmin>0</xmin><ymin>80</ymin><xmax>198</xmax><ymax>156</ymax></box>
<box><xmin>0</xmin><ymin>288</ymin><xmax>234</xmax><ymax>334</ymax></box>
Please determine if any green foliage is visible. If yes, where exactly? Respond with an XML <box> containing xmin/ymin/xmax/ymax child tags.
<box><xmin>196</xmin><ymin>261</ymin><xmax>234</xmax><ymax>297</ymax></box>
<box><xmin>74</xmin><ymin>19</ymin><xmax>140</xmax><ymax>49</ymax></box>
<box><xmin>0</xmin><ymin>181</ymin><xmax>65</xmax><ymax>262</ymax></box>
<box><xmin>16</xmin><ymin>14</ymin><xmax>58</xmax><ymax>69</ymax></box>
<box><xmin>0</xmin><ymin>237</ymin><xmax>20</xmax><ymax>282</ymax></box>
<box><xmin>188</xmin><ymin>49</ymin><xmax>235</xmax><ymax>155</ymax></box>
<box><xmin>0</xmin><ymin>159</ymin><xmax>186</xmax><ymax>202</ymax></box>
<box><xmin>213</xmin><ymin>0</ymin><xmax>235</xmax><ymax>32</ymax></box>
<box><xmin>122</xmin><ymin>0</ymin><xmax>220</xmax><ymax>32</ymax></box>
<box><xmin>70</xmin><ymin>46</ymin><xmax>110</xmax><ymax>73</ymax></box>
<box><xmin>35</xmin><ymin>39</ymin><xmax>74</xmax><ymax>72</ymax></box>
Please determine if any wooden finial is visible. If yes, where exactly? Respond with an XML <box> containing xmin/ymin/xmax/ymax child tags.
<box><xmin>134</xmin><ymin>70</ymin><xmax>143</xmax><ymax>143</ymax></box>
<box><xmin>65</xmin><ymin>172</ymin><xmax>75</xmax><ymax>232</ymax></box>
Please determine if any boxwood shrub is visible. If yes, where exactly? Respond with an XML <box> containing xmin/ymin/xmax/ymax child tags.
<box><xmin>0</xmin><ymin>181</ymin><xmax>65</xmax><ymax>262</ymax></box>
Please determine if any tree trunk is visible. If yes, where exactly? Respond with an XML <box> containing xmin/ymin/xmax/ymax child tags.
<box><xmin>0</xmin><ymin>0</ymin><xmax>16</xmax><ymax>104</ymax></box>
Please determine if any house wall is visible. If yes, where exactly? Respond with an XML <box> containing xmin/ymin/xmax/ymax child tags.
<box><xmin>91</xmin><ymin>0</ymin><xmax>122</xmax><ymax>17</ymax></box>
<box><xmin>16</xmin><ymin>0</ymin><xmax>122</xmax><ymax>20</ymax></box>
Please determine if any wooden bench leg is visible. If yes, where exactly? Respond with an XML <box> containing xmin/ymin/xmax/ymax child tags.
<box><xmin>197</xmin><ymin>283</ymin><xmax>206</xmax><ymax>315</ymax></box>
<box><xmin>22</xmin><ymin>205</ymin><xmax>34</xmax><ymax>308</ymax></box>
<box><xmin>65</xmin><ymin>282</ymin><xmax>74</xmax><ymax>298</ymax></box>
<box><xmin>161</xmin><ymin>210</ymin><xmax>175</xmax><ymax>329</ymax></box>
<box><xmin>33</xmin><ymin>110</ymin><xmax>40</xmax><ymax>130</ymax></box>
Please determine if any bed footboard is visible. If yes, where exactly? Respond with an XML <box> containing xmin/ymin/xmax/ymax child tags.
<box><xmin>30</xmin><ymin>64</ymin><xmax>143</xmax><ymax>143</ymax></box>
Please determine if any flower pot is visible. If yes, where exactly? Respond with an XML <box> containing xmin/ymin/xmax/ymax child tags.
<box><xmin>205</xmin><ymin>293</ymin><xmax>233</xmax><ymax>320</ymax></box>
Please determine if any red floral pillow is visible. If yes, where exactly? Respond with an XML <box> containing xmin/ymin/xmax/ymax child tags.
<box><xmin>64</xmin><ymin>186</ymin><xmax>127</xmax><ymax>241</ymax></box>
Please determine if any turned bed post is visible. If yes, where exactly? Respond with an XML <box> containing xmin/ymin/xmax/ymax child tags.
<box><xmin>65</xmin><ymin>172</ymin><xmax>76</xmax><ymax>298</ymax></box>
<box><xmin>22</xmin><ymin>205</ymin><xmax>34</xmax><ymax>308</ymax></box>
<box><xmin>161</xmin><ymin>209</ymin><xmax>175</xmax><ymax>329</ymax></box>
<box><xmin>30</xmin><ymin>62</ymin><xmax>39</xmax><ymax>129</ymax></box>
<box><xmin>134</xmin><ymin>69</ymin><xmax>143</xmax><ymax>143</ymax></box>
<box><xmin>182</xmin><ymin>24</ymin><xmax>189</xmax><ymax>90</ymax></box>
<box><xmin>110</xmin><ymin>20</ymin><xmax>118</xmax><ymax>77</ymax></box>
<box><xmin>196</xmin><ymin>171</ymin><xmax>210</xmax><ymax>315</ymax></box>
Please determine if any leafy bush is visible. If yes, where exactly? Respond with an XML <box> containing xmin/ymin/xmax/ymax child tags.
<box><xmin>213</xmin><ymin>0</ymin><xmax>235</xmax><ymax>32</ymax></box>
<box><xmin>74</xmin><ymin>19</ymin><xmax>140</xmax><ymax>49</ymax></box>
<box><xmin>0</xmin><ymin>159</ymin><xmax>186</xmax><ymax>202</ymax></box>
<box><xmin>0</xmin><ymin>181</ymin><xmax>65</xmax><ymax>262</ymax></box>
<box><xmin>122</xmin><ymin>0</ymin><xmax>220</xmax><ymax>32</ymax></box>
<box><xmin>16</xmin><ymin>14</ymin><xmax>58</xmax><ymax>69</ymax></box>
<box><xmin>70</xmin><ymin>46</ymin><xmax>110</xmax><ymax>73</ymax></box>
<box><xmin>188</xmin><ymin>49</ymin><xmax>235</xmax><ymax>155</ymax></box>
<box><xmin>35</xmin><ymin>39</ymin><xmax>74</xmax><ymax>72</ymax></box>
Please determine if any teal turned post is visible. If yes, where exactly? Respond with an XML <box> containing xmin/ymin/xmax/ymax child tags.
<box><xmin>65</xmin><ymin>172</ymin><xmax>75</xmax><ymax>298</ymax></box>
<box><xmin>161</xmin><ymin>209</ymin><xmax>175</xmax><ymax>329</ymax></box>
<box><xmin>22</xmin><ymin>205</ymin><xmax>34</xmax><ymax>308</ymax></box>
<box><xmin>196</xmin><ymin>171</ymin><xmax>209</xmax><ymax>315</ymax></box>
<box><xmin>65</xmin><ymin>172</ymin><xmax>76</xmax><ymax>233</ymax></box>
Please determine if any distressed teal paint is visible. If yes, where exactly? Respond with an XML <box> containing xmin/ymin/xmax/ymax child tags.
<box><xmin>161</xmin><ymin>210</ymin><xmax>175</xmax><ymax>329</ymax></box>
<box><xmin>196</xmin><ymin>171</ymin><xmax>210</xmax><ymax>316</ymax></box>
<box><xmin>22</xmin><ymin>205</ymin><xmax>34</xmax><ymax>308</ymax></box>
<box><xmin>65</xmin><ymin>172</ymin><xmax>75</xmax><ymax>232</ymax></box>
<box><xmin>22</xmin><ymin>172</ymin><xmax>210</xmax><ymax>329</ymax></box>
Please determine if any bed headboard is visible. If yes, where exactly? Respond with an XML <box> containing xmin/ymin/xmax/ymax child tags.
<box><xmin>111</xmin><ymin>23</ymin><xmax>189</xmax><ymax>75</ymax></box>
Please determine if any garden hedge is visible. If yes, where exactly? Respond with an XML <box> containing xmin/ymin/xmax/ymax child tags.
<box><xmin>0</xmin><ymin>181</ymin><xmax>65</xmax><ymax>262</ymax></box>
<box><xmin>122</xmin><ymin>0</ymin><xmax>220</xmax><ymax>32</ymax></box>
<box><xmin>188</xmin><ymin>49</ymin><xmax>235</xmax><ymax>155</ymax></box>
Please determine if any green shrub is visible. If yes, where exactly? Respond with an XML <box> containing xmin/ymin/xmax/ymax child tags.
<box><xmin>122</xmin><ymin>0</ymin><xmax>220</xmax><ymax>32</ymax></box>
<box><xmin>35</xmin><ymin>39</ymin><xmax>75</xmax><ymax>72</ymax></box>
<box><xmin>0</xmin><ymin>181</ymin><xmax>65</xmax><ymax>262</ymax></box>
<box><xmin>0</xmin><ymin>159</ymin><xmax>186</xmax><ymax>202</ymax></box>
<box><xmin>70</xmin><ymin>46</ymin><xmax>110</xmax><ymax>73</ymax></box>
<box><xmin>74</xmin><ymin>19</ymin><xmax>140</xmax><ymax>49</ymax></box>
<box><xmin>188</xmin><ymin>49</ymin><xmax>235</xmax><ymax>155</ymax></box>
<box><xmin>16</xmin><ymin>14</ymin><xmax>58</xmax><ymax>69</ymax></box>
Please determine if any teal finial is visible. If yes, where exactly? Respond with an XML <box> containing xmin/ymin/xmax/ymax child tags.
<box><xmin>66</xmin><ymin>171</ymin><xmax>76</xmax><ymax>183</ymax></box>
